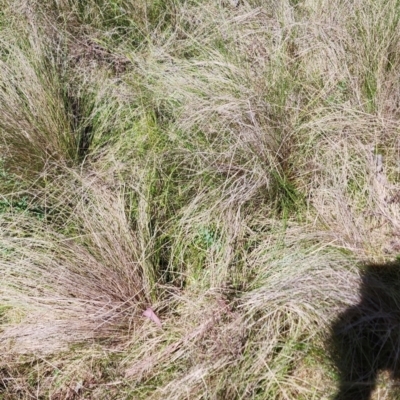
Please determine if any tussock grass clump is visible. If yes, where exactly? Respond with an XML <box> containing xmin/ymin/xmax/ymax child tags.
<box><xmin>1</xmin><ymin>0</ymin><xmax>400</xmax><ymax>398</ymax></box>
<box><xmin>0</xmin><ymin>169</ymin><xmax>149</xmax><ymax>353</ymax></box>
<box><xmin>0</xmin><ymin>38</ymin><xmax>77</xmax><ymax>176</ymax></box>
<box><xmin>121</xmin><ymin>232</ymin><xmax>358</xmax><ymax>399</ymax></box>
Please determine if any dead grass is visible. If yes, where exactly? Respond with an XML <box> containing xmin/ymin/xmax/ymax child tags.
<box><xmin>0</xmin><ymin>0</ymin><xmax>400</xmax><ymax>398</ymax></box>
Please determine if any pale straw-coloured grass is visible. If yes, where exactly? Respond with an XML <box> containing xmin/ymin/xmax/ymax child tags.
<box><xmin>1</xmin><ymin>0</ymin><xmax>400</xmax><ymax>399</ymax></box>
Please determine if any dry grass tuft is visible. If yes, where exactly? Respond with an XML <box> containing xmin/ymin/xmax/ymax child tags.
<box><xmin>1</xmin><ymin>0</ymin><xmax>400</xmax><ymax>398</ymax></box>
<box><xmin>0</xmin><ymin>169</ymin><xmax>149</xmax><ymax>354</ymax></box>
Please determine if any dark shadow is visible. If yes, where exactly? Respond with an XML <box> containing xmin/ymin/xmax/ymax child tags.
<box><xmin>329</xmin><ymin>260</ymin><xmax>400</xmax><ymax>399</ymax></box>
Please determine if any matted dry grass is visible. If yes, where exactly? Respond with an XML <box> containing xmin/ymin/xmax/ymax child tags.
<box><xmin>1</xmin><ymin>0</ymin><xmax>400</xmax><ymax>399</ymax></box>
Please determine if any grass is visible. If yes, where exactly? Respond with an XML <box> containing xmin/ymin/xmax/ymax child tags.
<box><xmin>1</xmin><ymin>0</ymin><xmax>400</xmax><ymax>398</ymax></box>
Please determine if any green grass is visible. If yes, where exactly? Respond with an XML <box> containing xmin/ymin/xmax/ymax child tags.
<box><xmin>0</xmin><ymin>0</ymin><xmax>400</xmax><ymax>398</ymax></box>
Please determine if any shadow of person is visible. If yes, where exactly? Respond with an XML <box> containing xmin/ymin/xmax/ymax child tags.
<box><xmin>329</xmin><ymin>260</ymin><xmax>400</xmax><ymax>399</ymax></box>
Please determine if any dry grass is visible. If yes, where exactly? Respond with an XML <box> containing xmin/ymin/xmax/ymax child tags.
<box><xmin>0</xmin><ymin>0</ymin><xmax>400</xmax><ymax>398</ymax></box>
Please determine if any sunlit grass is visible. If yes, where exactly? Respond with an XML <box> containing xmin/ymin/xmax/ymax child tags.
<box><xmin>0</xmin><ymin>0</ymin><xmax>400</xmax><ymax>398</ymax></box>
